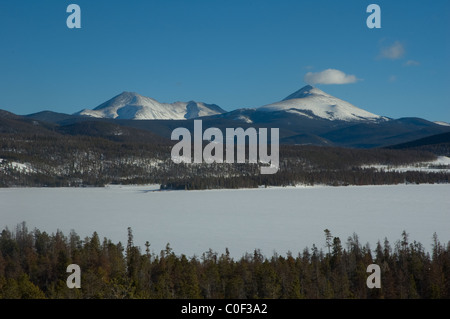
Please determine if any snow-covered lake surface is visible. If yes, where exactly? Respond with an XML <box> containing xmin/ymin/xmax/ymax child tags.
<box><xmin>1</xmin><ymin>184</ymin><xmax>449</xmax><ymax>258</ymax></box>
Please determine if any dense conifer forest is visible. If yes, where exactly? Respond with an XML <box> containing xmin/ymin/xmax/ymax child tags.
<box><xmin>1</xmin><ymin>131</ymin><xmax>448</xmax><ymax>189</ymax></box>
<box><xmin>0</xmin><ymin>223</ymin><xmax>448</xmax><ymax>299</ymax></box>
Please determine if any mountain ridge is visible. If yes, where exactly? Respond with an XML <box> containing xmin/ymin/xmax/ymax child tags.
<box><xmin>258</xmin><ymin>85</ymin><xmax>387</xmax><ymax>122</ymax></box>
<box><xmin>11</xmin><ymin>84</ymin><xmax>450</xmax><ymax>148</ymax></box>
<box><xmin>73</xmin><ymin>85</ymin><xmax>388</xmax><ymax>123</ymax></box>
<box><xmin>74</xmin><ymin>91</ymin><xmax>226</xmax><ymax>120</ymax></box>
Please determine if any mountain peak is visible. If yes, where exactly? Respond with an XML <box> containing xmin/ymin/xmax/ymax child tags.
<box><xmin>258</xmin><ymin>85</ymin><xmax>384</xmax><ymax>122</ymax></box>
<box><xmin>115</xmin><ymin>91</ymin><xmax>146</xmax><ymax>100</ymax></box>
<box><xmin>282</xmin><ymin>85</ymin><xmax>328</xmax><ymax>101</ymax></box>
<box><xmin>75</xmin><ymin>92</ymin><xmax>226</xmax><ymax>120</ymax></box>
<box><xmin>119</xmin><ymin>91</ymin><xmax>140</xmax><ymax>97</ymax></box>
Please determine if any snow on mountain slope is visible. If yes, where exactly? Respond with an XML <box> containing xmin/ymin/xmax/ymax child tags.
<box><xmin>75</xmin><ymin>92</ymin><xmax>226</xmax><ymax>120</ymax></box>
<box><xmin>434</xmin><ymin>121</ymin><xmax>450</xmax><ymax>127</ymax></box>
<box><xmin>258</xmin><ymin>85</ymin><xmax>386</xmax><ymax>122</ymax></box>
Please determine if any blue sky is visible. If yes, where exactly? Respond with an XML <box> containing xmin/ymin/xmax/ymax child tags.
<box><xmin>0</xmin><ymin>0</ymin><xmax>449</xmax><ymax>122</ymax></box>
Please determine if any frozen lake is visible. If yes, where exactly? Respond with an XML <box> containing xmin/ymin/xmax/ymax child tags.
<box><xmin>0</xmin><ymin>184</ymin><xmax>449</xmax><ymax>258</ymax></box>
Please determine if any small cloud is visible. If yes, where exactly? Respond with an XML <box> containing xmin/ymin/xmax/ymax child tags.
<box><xmin>379</xmin><ymin>41</ymin><xmax>405</xmax><ymax>60</ymax></box>
<box><xmin>304</xmin><ymin>65</ymin><xmax>314</xmax><ymax>70</ymax></box>
<box><xmin>404</xmin><ymin>60</ymin><xmax>420</xmax><ymax>67</ymax></box>
<box><xmin>304</xmin><ymin>69</ymin><xmax>360</xmax><ymax>85</ymax></box>
<box><xmin>388</xmin><ymin>75</ymin><xmax>397</xmax><ymax>82</ymax></box>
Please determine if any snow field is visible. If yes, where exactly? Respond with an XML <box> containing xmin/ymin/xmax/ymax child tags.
<box><xmin>0</xmin><ymin>184</ymin><xmax>448</xmax><ymax>258</ymax></box>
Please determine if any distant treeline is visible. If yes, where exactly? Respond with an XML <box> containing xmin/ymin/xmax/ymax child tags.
<box><xmin>0</xmin><ymin>132</ymin><xmax>448</xmax><ymax>188</ymax></box>
<box><xmin>0</xmin><ymin>223</ymin><xmax>449</xmax><ymax>299</ymax></box>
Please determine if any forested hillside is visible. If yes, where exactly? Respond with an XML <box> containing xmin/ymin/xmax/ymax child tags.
<box><xmin>1</xmin><ymin>130</ymin><xmax>448</xmax><ymax>188</ymax></box>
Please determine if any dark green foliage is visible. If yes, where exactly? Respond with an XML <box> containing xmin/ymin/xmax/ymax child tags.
<box><xmin>1</xmin><ymin>130</ymin><xmax>447</xmax><ymax>189</ymax></box>
<box><xmin>0</xmin><ymin>224</ymin><xmax>449</xmax><ymax>299</ymax></box>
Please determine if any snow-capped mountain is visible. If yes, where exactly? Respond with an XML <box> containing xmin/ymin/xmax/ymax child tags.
<box><xmin>75</xmin><ymin>91</ymin><xmax>226</xmax><ymax>120</ymax></box>
<box><xmin>17</xmin><ymin>83</ymin><xmax>450</xmax><ymax>148</ymax></box>
<box><xmin>258</xmin><ymin>85</ymin><xmax>387</xmax><ymax>122</ymax></box>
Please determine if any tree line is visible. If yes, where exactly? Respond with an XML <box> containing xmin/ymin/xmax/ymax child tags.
<box><xmin>1</xmin><ymin>132</ymin><xmax>448</xmax><ymax>189</ymax></box>
<box><xmin>0</xmin><ymin>223</ymin><xmax>448</xmax><ymax>299</ymax></box>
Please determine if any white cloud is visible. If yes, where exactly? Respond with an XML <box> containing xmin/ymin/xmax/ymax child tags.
<box><xmin>388</xmin><ymin>75</ymin><xmax>397</xmax><ymax>82</ymax></box>
<box><xmin>304</xmin><ymin>69</ymin><xmax>360</xmax><ymax>85</ymax></box>
<box><xmin>379</xmin><ymin>41</ymin><xmax>405</xmax><ymax>60</ymax></box>
<box><xmin>404</xmin><ymin>60</ymin><xmax>420</xmax><ymax>66</ymax></box>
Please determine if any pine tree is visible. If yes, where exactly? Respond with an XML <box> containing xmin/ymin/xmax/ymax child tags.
<box><xmin>324</xmin><ymin>229</ymin><xmax>332</xmax><ymax>256</ymax></box>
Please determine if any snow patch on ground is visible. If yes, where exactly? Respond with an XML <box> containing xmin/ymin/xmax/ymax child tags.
<box><xmin>362</xmin><ymin>156</ymin><xmax>450</xmax><ymax>173</ymax></box>
<box><xmin>0</xmin><ymin>158</ymin><xmax>36</xmax><ymax>174</ymax></box>
<box><xmin>234</xmin><ymin>115</ymin><xmax>253</xmax><ymax>123</ymax></box>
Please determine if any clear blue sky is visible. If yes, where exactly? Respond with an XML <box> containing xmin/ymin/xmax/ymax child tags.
<box><xmin>0</xmin><ymin>0</ymin><xmax>449</xmax><ymax>122</ymax></box>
